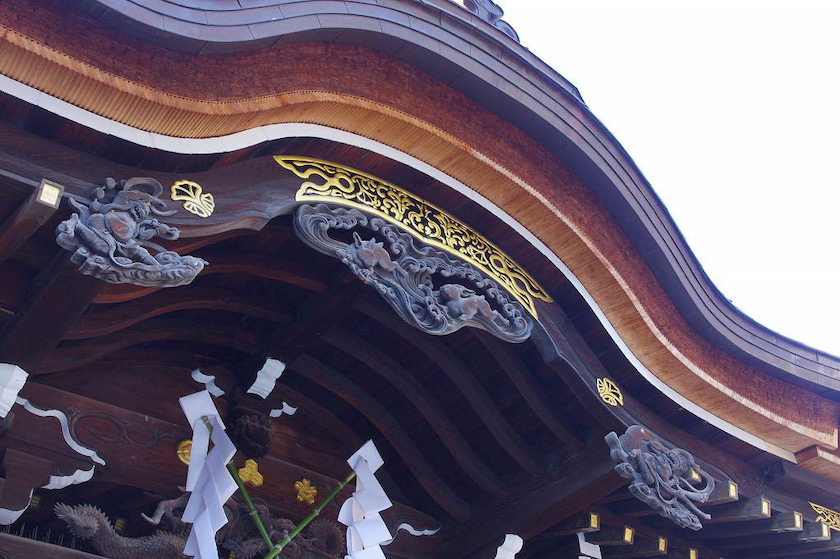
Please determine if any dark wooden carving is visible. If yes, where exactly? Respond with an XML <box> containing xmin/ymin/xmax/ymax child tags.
<box><xmin>294</xmin><ymin>204</ymin><xmax>533</xmax><ymax>342</ymax></box>
<box><xmin>56</xmin><ymin>178</ymin><xmax>206</xmax><ymax>287</ymax></box>
<box><xmin>56</xmin><ymin>496</ymin><xmax>344</xmax><ymax>559</ymax></box>
<box><xmin>605</xmin><ymin>425</ymin><xmax>715</xmax><ymax>531</ymax></box>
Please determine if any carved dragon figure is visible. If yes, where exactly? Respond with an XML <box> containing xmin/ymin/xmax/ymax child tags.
<box><xmin>56</xmin><ymin>177</ymin><xmax>206</xmax><ymax>287</ymax></box>
<box><xmin>605</xmin><ymin>425</ymin><xmax>715</xmax><ymax>530</ymax></box>
<box><xmin>55</xmin><ymin>503</ymin><xmax>188</xmax><ymax>559</ymax></box>
<box><xmin>56</xmin><ymin>495</ymin><xmax>344</xmax><ymax>559</ymax></box>
<box><xmin>295</xmin><ymin>204</ymin><xmax>533</xmax><ymax>342</ymax></box>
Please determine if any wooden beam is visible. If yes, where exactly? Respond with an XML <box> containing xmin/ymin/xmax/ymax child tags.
<box><xmin>38</xmin><ymin>318</ymin><xmax>261</xmax><ymax>374</ymax></box>
<box><xmin>0</xmin><ymin>252</ymin><xmax>101</xmax><ymax>371</ymax></box>
<box><xmin>700</xmin><ymin>511</ymin><xmax>803</xmax><ymax>539</ymax></box>
<box><xmin>705</xmin><ymin>497</ymin><xmax>772</xmax><ymax>523</ymax></box>
<box><xmin>359</xmin><ymin>301</ymin><xmax>543</xmax><ymax>476</ymax></box>
<box><xmin>290</xmin><ymin>354</ymin><xmax>471</xmax><ymax>522</ymax></box>
<box><xmin>0</xmin><ymin>533</ymin><xmax>103</xmax><ymax>558</ymax></box>
<box><xmin>65</xmin><ymin>288</ymin><xmax>292</xmax><ymax>340</ymax></box>
<box><xmin>602</xmin><ymin>534</ymin><xmax>669</xmax><ymax>558</ymax></box>
<box><xmin>93</xmin><ymin>254</ymin><xmax>328</xmax><ymax>304</ymax></box>
<box><xmin>0</xmin><ymin>179</ymin><xmax>62</xmax><ymax>265</ymax></box>
<box><xmin>545</xmin><ymin>510</ymin><xmax>601</xmax><ymax>537</ymax></box>
<box><xmin>444</xmin><ymin>438</ymin><xmax>624</xmax><ymax>558</ymax></box>
<box><xmin>0</xmin><ymin>449</ymin><xmax>52</xmax><ymax>512</ymax></box>
<box><xmin>586</xmin><ymin>524</ymin><xmax>635</xmax><ymax>546</ymax></box>
<box><xmin>324</xmin><ymin>329</ymin><xmax>507</xmax><ymax>498</ymax></box>
<box><xmin>473</xmin><ymin>330</ymin><xmax>584</xmax><ymax>448</ymax></box>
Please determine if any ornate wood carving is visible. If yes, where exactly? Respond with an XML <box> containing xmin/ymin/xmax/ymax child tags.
<box><xmin>56</xmin><ymin>178</ymin><xmax>206</xmax><ymax>287</ymax></box>
<box><xmin>277</xmin><ymin>156</ymin><xmax>551</xmax><ymax>317</ymax></box>
<box><xmin>294</xmin><ymin>203</ymin><xmax>533</xmax><ymax>342</ymax></box>
<box><xmin>605</xmin><ymin>425</ymin><xmax>715</xmax><ymax>531</ymax></box>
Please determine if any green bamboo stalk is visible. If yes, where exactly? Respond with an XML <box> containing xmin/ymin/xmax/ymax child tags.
<box><xmin>200</xmin><ymin>417</ymin><xmax>274</xmax><ymax>552</ymax></box>
<box><xmin>227</xmin><ymin>461</ymin><xmax>274</xmax><ymax>551</ymax></box>
<box><xmin>262</xmin><ymin>470</ymin><xmax>357</xmax><ymax>559</ymax></box>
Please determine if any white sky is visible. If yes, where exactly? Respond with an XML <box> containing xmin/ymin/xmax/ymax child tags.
<box><xmin>502</xmin><ymin>0</ymin><xmax>840</xmax><ymax>356</ymax></box>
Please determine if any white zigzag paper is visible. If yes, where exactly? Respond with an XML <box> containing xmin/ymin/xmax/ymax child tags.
<box><xmin>247</xmin><ymin>358</ymin><xmax>286</xmax><ymax>399</ymax></box>
<box><xmin>190</xmin><ymin>369</ymin><xmax>224</xmax><ymax>397</ymax></box>
<box><xmin>0</xmin><ymin>363</ymin><xmax>27</xmax><ymax>418</ymax></box>
<box><xmin>179</xmin><ymin>391</ymin><xmax>237</xmax><ymax>559</ymax></box>
<box><xmin>494</xmin><ymin>534</ymin><xmax>524</xmax><ymax>559</ymax></box>
<box><xmin>339</xmin><ymin>440</ymin><xmax>393</xmax><ymax>559</ymax></box>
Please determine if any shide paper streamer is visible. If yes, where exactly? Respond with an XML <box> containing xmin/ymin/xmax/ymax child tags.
<box><xmin>339</xmin><ymin>441</ymin><xmax>394</xmax><ymax>559</ymax></box>
<box><xmin>0</xmin><ymin>363</ymin><xmax>26</xmax><ymax>417</ymax></box>
<box><xmin>269</xmin><ymin>402</ymin><xmax>298</xmax><ymax>418</ymax></box>
<box><xmin>494</xmin><ymin>534</ymin><xmax>524</xmax><ymax>559</ymax></box>
<box><xmin>190</xmin><ymin>368</ymin><xmax>225</xmax><ymax>397</ymax></box>
<box><xmin>179</xmin><ymin>390</ymin><xmax>237</xmax><ymax>559</ymax></box>
<box><xmin>247</xmin><ymin>358</ymin><xmax>286</xmax><ymax>399</ymax></box>
<box><xmin>0</xmin><ymin>363</ymin><xmax>100</xmax><ymax>524</ymax></box>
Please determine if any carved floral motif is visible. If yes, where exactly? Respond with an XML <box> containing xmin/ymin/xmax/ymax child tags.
<box><xmin>294</xmin><ymin>204</ymin><xmax>533</xmax><ymax>342</ymax></box>
<box><xmin>605</xmin><ymin>425</ymin><xmax>715</xmax><ymax>530</ymax></box>
<box><xmin>56</xmin><ymin>178</ymin><xmax>206</xmax><ymax>287</ymax></box>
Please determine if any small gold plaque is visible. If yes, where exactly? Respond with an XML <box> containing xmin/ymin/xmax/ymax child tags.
<box><xmin>589</xmin><ymin>512</ymin><xmax>599</xmax><ymax>529</ymax></box>
<box><xmin>658</xmin><ymin>537</ymin><xmax>667</xmax><ymax>552</ymax></box>
<box><xmin>597</xmin><ymin>378</ymin><xmax>624</xmax><ymax>406</ymax></box>
<box><xmin>622</xmin><ymin>526</ymin><xmax>634</xmax><ymax>544</ymax></box>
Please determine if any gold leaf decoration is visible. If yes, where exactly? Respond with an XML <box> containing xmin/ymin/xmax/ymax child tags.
<box><xmin>176</xmin><ymin>439</ymin><xmax>192</xmax><ymax>465</ymax></box>
<box><xmin>597</xmin><ymin>378</ymin><xmax>624</xmax><ymax>407</ymax></box>
<box><xmin>238</xmin><ymin>459</ymin><xmax>264</xmax><ymax>487</ymax></box>
<box><xmin>811</xmin><ymin>502</ymin><xmax>840</xmax><ymax>532</ymax></box>
<box><xmin>171</xmin><ymin>180</ymin><xmax>215</xmax><ymax>218</ymax></box>
<box><xmin>275</xmin><ymin>156</ymin><xmax>552</xmax><ymax>318</ymax></box>
<box><xmin>295</xmin><ymin>478</ymin><xmax>318</xmax><ymax>505</ymax></box>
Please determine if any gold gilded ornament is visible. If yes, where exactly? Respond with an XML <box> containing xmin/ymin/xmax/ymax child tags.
<box><xmin>171</xmin><ymin>180</ymin><xmax>215</xmax><ymax>218</ymax></box>
<box><xmin>177</xmin><ymin>440</ymin><xmax>192</xmax><ymax>465</ymax></box>
<box><xmin>275</xmin><ymin>156</ymin><xmax>552</xmax><ymax>317</ymax></box>
<box><xmin>238</xmin><ymin>459</ymin><xmax>264</xmax><ymax>487</ymax></box>
<box><xmin>811</xmin><ymin>502</ymin><xmax>840</xmax><ymax>532</ymax></box>
<box><xmin>597</xmin><ymin>378</ymin><xmax>624</xmax><ymax>407</ymax></box>
<box><xmin>295</xmin><ymin>478</ymin><xmax>318</xmax><ymax>505</ymax></box>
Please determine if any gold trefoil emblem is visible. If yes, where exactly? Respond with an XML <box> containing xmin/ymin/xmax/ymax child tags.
<box><xmin>597</xmin><ymin>378</ymin><xmax>624</xmax><ymax>407</ymax></box>
<box><xmin>171</xmin><ymin>180</ymin><xmax>215</xmax><ymax>218</ymax></box>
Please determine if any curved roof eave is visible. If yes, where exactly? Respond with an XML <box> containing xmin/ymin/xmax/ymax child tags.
<box><xmin>66</xmin><ymin>0</ymin><xmax>840</xmax><ymax>396</ymax></box>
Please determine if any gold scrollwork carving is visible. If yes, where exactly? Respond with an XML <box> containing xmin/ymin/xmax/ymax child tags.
<box><xmin>171</xmin><ymin>180</ymin><xmax>215</xmax><ymax>218</ymax></box>
<box><xmin>811</xmin><ymin>502</ymin><xmax>840</xmax><ymax>532</ymax></box>
<box><xmin>275</xmin><ymin>156</ymin><xmax>552</xmax><ymax>317</ymax></box>
<box><xmin>597</xmin><ymin>378</ymin><xmax>624</xmax><ymax>407</ymax></box>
